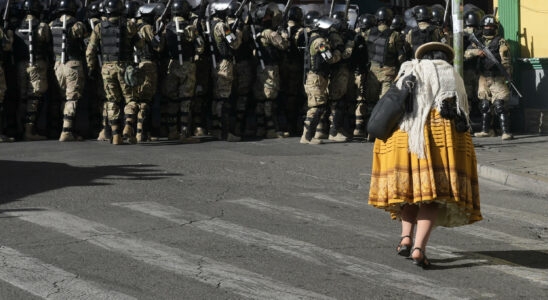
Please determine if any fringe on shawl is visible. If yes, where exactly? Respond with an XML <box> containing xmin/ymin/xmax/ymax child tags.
<box><xmin>395</xmin><ymin>59</ymin><xmax>469</xmax><ymax>159</ymax></box>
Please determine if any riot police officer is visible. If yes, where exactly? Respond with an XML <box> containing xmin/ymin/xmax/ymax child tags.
<box><xmin>405</xmin><ymin>5</ymin><xmax>443</xmax><ymax>59</ymax></box>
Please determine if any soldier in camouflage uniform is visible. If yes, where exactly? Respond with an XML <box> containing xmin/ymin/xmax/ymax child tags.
<box><xmin>324</xmin><ymin>11</ymin><xmax>354</xmax><ymax>142</ymax></box>
<box><xmin>132</xmin><ymin>3</ymin><xmax>164</xmax><ymax>143</ymax></box>
<box><xmin>13</xmin><ymin>0</ymin><xmax>51</xmax><ymax>141</ymax></box>
<box><xmin>0</xmin><ymin>22</ymin><xmax>14</xmax><ymax>142</ymax></box>
<box><xmin>364</xmin><ymin>7</ymin><xmax>405</xmax><ymax>138</ymax></box>
<box><xmin>161</xmin><ymin>0</ymin><xmax>204</xmax><ymax>142</ymax></box>
<box><xmin>192</xmin><ymin>11</ymin><xmax>211</xmax><ymax>137</ymax></box>
<box><xmin>86</xmin><ymin>0</ymin><xmax>143</xmax><ymax>145</ymax></box>
<box><xmin>404</xmin><ymin>5</ymin><xmax>444</xmax><ymax>60</ymax></box>
<box><xmin>465</xmin><ymin>15</ymin><xmax>513</xmax><ymax>140</ymax></box>
<box><xmin>279</xmin><ymin>5</ymin><xmax>305</xmax><ymax>136</ymax></box>
<box><xmin>50</xmin><ymin>0</ymin><xmax>87</xmax><ymax>142</ymax></box>
<box><xmin>209</xmin><ymin>2</ymin><xmax>242</xmax><ymax>140</ymax></box>
<box><xmin>228</xmin><ymin>1</ymin><xmax>255</xmax><ymax>141</ymax></box>
<box><xmin>252</xmin><ymin>3</ymin><xmax>289</xmax><ymax>139</ymax></box>
<box><xmin>462</xmin><ymin>9</ymin><xmax>483</xmax><ymax>119</ymax></box>
<box><xmin>351</xmin><ymin>14</ymin><xmax>375</xmax><ymax>138</ymax></box>
<box><xmin>300</xmin><ymin>16</ymin><xmax>341</xmax><ymax>145</ymax></box>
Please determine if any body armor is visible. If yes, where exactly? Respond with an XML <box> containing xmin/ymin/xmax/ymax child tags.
<box><xmin>100</xmin><ymin>19</ymin><xmax>131</xmax><ymax>62</ymax></box>
<box><xmin>305</xmin><ymin>35</ymin><xmax>329</xmax><ymax>76</ymax></box>
<box><xmin>13</xmin><ymin>18</ymin><xmax>47</xmax><ymax>62</ymax></box>
<box><xmin>211</xmin><ymin>19</ymin><xmax>233</xmax><ymax>59</ymax></box>
<box><xmin>135</xmin><ymin>23</ymin><xmax>155</xmax><ymax>60</ymax></box>
<box><xmin>367</xmin><ymin>27</ymin><xmax>392</xmax><ymax>66</ymax></box>
<box><xmin>410</xmin><ymin>25</ymin><xmax>436</xmax><ymax>57</ymax></box>
<box><xmin>165</xmin><ymin>20</ymin><xmax>195</xmax><ymax>61</ymax></box>
<box><xmin>480</xmin><ymin>36</ymin><xmax>502</xmax><ymax>75</ymax></box>
<box><xmin>257</xmin><ymin>30</ymin><xmax>281</xmax><ymax>65</ymax></box>
<box><xmin>51</xmin><ymin>17</ymin><xmax>84</xmax><ymax>61</ymax></box>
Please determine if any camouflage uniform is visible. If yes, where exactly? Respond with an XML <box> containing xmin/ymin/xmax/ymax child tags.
<box><xmin>50</xmin><ymin>14</ymin><xmax>87</xmax><ymax>141</ymax></box>
<box><xmin>192</xmin><ymin>17</ymin><xmax>212</xmax><ymax>137</ymax></box>
<box><xmin>300</xmin><ymin>31</ymin><xmax>341</xmax><ymax>144</ymax></box>
<box><xmin>324</xmin><ymin>29</ymin><xmax>354</xmax><ymax>142</ymax></box>
<box><xmin>465</xmin><ymin>32</ymin><xmax>512</xmax><ymax>139</ymax></box>
<box><xmin>404</xmin><ymin>21</ymin><xmax>444</xmax><ymax>59</ymax></box>
<box><xmin>210</xmin><ymin>16</ymin><xmax>242</xmax><ymax>140</ymax></box>
<box><xmin>86</xmin><ymin>16</ymin><xmax>143</xmax><ymax>145</ymax></box>
<box><xmin>13</xmin><ymin>15</ymin><xmax>51</xmax><ymax>140</ymax></box>
<box><xmin>253</xmin><ymin>27</ymin><xmax>289</xmax><ymax>139</ymax></box>
<box><xmin>350</xmin><ymin>27</ymin><xmax>369</xmax><ymax>137</ymax></box>
<box><xmin>161</xmin><ymin>16</ymin><xmax>204</xmax><ymax>141</ymax></box>
<box><xmin>0</xmin><ymin>27</ymin><xmax>13</xmax><ymax>142</ymax></box>
<box><xmin>364</xmin><ymin>24</ymin><xmax>405</xmax><ymax>126</ymax></box>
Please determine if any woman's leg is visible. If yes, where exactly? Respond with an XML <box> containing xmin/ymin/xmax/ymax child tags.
<box><xmin>412</xmin><ymin>203</ymin><xmax>439</xmax><ymax>261</ymax></box>
<box><xmin>400</xmin><ymin>204</ymin><xmax>419</xmax><ymax>247</ymax></box>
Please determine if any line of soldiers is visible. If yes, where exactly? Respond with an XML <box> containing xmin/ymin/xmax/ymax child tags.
<box><xmin>0</xmin><ymin>1</ymin><xmax>514</xmax><ymax>145</ymax></box>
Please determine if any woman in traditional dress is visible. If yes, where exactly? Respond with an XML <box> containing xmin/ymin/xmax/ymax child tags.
<box><xmin>368</xmin><ymin>42</ymin><xmax>482</xmax><ymax>268</ymax></box>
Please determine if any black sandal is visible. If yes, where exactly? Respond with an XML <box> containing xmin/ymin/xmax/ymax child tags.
<box><xmin>411</xmin><ymin>247</ymin><xmax>431</xmax><ymax>269</ymax></box>
<box><xmin>397</xmin><ymin>235</ymin><xmax>413</xmax><ymax>257</ymax></box>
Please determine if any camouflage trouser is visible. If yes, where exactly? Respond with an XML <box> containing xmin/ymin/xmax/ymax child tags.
<box><xmin>193</xmin><ymin>56</ymin><xmax>212</xmax><ymax>130</ymax></box>
<box><xmin>328</xmin><ymin>64</ymin><xmax>350</xmax><ymax>101</ymax></box>
<box><xmin>128</xmin><ymin>60</ymin><xmax>158</xmax><ymax>136</ymax></box>
<box><xmin>212</xmin><ymin>59</ymin><xmax>234</xmax><ymax>133</ymax></box>
<box><xmin>232</xmin><ymin>59</ymin><xmax>255</xmax><ymax>135</ymax></box>
<box><xmin>365</xmin><ymin>65</ymin><xmax>396</xmax><ymax>104</ymax></box>
<box><xmin>54</xmin><ymin>60</ymin><xmax>85</xmax><ymax>132</ymax></box>
<box><xmin>253</xmin><ymin>65</ymin><xmax>280</xmax><ymax>133</ymax></box>
<box><xmin>101</xmin><ymin>62</ymin><xmax>135</xmax><ymax>128</ymax></box>
<box><xmin>303</xmin><ymin>72</ymin><xmax>329</xmax><ymax>138</ymax></box>
<box><xmin>478</xmin><ymin>75</ymin><xmax>510</xmax><ymax>102</ymax></box>
<box><xmin>16</xmin><ymin>60</ymin><xmax>49</xmax><ymax>125</ymax></box>
<box><xmin>161</xmin><ymin>60</ymin><xmax>197</xmax><ymax>136</ymax></box>
<box><xmin>352</xmin><ymin>72</ymin><xmax>368</xmax><ymax>131</ymax></box>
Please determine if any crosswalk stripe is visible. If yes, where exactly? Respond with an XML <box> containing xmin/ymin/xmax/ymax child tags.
<box><xmin>6</xmin><ymin>209</ymin><xmax>332</xmax><ymax>300</ymax></box>
<box><xmin>230</xmin><ymin>198</ymin><xmax>548</xmax><ymax>288</ymax></box>
<box><xmin>228</xmin><ymin>198</ymin><xmax>390</xmax><ymax>241</ymax></box>
<box><xmin>0</xmin><ymin>246</ymin><xmax>136</xmax><ymax>300</ymax></box>
<box><xmin>113</xmin><ymin>201</ymin><xmax>477</xmax><ymax>300</ymax></box>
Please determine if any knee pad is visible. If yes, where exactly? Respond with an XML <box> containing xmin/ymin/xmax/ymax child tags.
<box><xmin>493</xmin><ymin>100</ymin><xmax>506</xmax><ymax>115</ymax></box>
<box><xmin>479</xmin><ymin>100</ymin><xmax>491</xmax><ymax>114</ymax></box>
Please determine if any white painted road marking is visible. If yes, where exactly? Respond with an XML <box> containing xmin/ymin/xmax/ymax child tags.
<box><xmin>6</xmin><ymin>209</ymin><xmax>332</xmax><ymax>300</ymax></box>
<box><xmin>0</xmin><ymin>246</ymin><xmax>136</xmax><ymax>300</ymax></box>
<box><xmin>114</xmin><ymin>201</ymin><xmax>476</xmax><ymax>300</ymax></box>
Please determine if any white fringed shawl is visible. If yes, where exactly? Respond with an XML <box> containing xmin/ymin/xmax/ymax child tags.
<box><xmin>395</xmin><ymin>59</ymin><xmax>469</xmax><ymax>159</ymax></box>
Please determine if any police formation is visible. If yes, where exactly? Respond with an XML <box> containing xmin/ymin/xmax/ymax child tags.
<box><xmin>0</xmin><ymin>1</ymin><xmax>514</xmax><ymax>145</ymax></box>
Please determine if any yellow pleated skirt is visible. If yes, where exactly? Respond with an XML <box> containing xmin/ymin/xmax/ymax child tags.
<box><xmin>368</xmin><ymin>109</ymin><xmax>482</xmax><ymax>227</ymax></box>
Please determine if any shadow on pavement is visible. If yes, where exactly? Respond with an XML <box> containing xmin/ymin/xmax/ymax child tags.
<box><xmin>428</xmin><ymin>249</ymin><xmax>548</xmax><ymax>270</ymax></box>
<box><xmin>0</xmin><ymin>160</ymin><xmax>180</xmax><ymax>206</ymax></box>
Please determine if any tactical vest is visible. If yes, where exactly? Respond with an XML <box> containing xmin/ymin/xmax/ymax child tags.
<box><xmin>165</xmin><ymin>20</ymin><xmax>195</xmax><ymax>62</ymax></box>
<box><xmin>211</xmin><ymin>19</ymin><xmax>233</xmax><ymax>60</ymax></box>
<box><xmin>51</xmin><ymin>17</ymin><xmax>84</xmax><ymax>61</ymax></box>
<box><xmin>136</xmin><ymin>23</ymin><xmax>155</xmax><ymax>61</ymax></box>
<box><xmin>257</xmin><ymin>29</ymin><xmax>281</xmax><ymax>65</ymax></box>
<box><xmin>367</xmin><ymin>27</ymin><xmax>393</xmax><ymax>66</ymax></box>
<box><xmin>13</xmin><ymin>18</ymin><xmax>47</xmax><ymax>62</ymax></box>
<box><xmin>305</xmin><ymin>35</ymin><xmax>329</xmax><ymax>77</ymax></box>
<box><xmin>100</xmin><ymin>19</ymin><xmax>131</xmax><ymax>62</ymax></box>
<box><xmin>480</xmin><ymin>36</ymin><xmax>502</xmax><ymax>75</ymax></box>
<box><xmin>410</xmin><ymin>25</ymin><xmax>436</xmax><ymax>58</ymax></box>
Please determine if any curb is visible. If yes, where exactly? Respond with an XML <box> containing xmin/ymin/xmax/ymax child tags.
<box><xmin>477</xmin><ymin>164</ymin><xmax>548</xmax><ymax>197</ymax></box>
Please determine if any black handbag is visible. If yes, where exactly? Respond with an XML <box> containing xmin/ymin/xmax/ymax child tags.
<box><xmin>367</xmin><ymin>74</ymin><xmax>416</xmax><ymax>140</ymax></box>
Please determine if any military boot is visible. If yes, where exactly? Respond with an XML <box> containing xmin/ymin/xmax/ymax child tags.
<box><xmin>123</xmin><ymin>114</ymin><xmax>137</xmax><ymax>144</ymax></box>
<box><xmin>59</xmin><ymin>100</ymin><xmax>78</xmax><ymax>142</ymax></box>
<box><xmin>328</xmin><ymin>104</ymin><xmax>348</xmax><ymax>142</ymax></box>
<box><xmin>110</xmin><ymin>120</ymin><xmax>123</xmax><ymax>145</ymax></box>
<box><xmin>300</xmin><ymin>107</ymin><xmax>324</xmax><ymax>145</ymax></box>
<box><xmin>194</xmin><ymin>127</ymin><xmax>206</xmax><ymax>137</ymax></box>
<box><xmin>97</xmin><ymin>103</ymin><xmax>112</xmax><ymax>141</ymax></box>
<box><xmin>0</xmin><ymin>104</ymin><xmax>14</xmax><ymax>142</ymax></box>
<box><xmin>495</xmin><ymin>100</ymin><xmax>514</xmax><ymax>141</ymax></box>
<box><xmin>226</xmin><ymin>132</ymin><xmax>242</xmax><ymax>142</ymax></box>
<box><xmin>475</xmin><ymin>100</ymin><xmax>495</xmax><ymax>137</ymax></box>
<box><xmin>136</xmin><ymin>103</ymin><xmax>150</xmax><ymax>143</ymax></box>
<box><xmin>24</xmin><ymin>123</ymin><xmax>47</xmax><ymax>141</ymax></box>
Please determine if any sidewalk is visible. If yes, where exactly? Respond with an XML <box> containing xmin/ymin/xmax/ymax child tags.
<box><xmin>473</xmin><ymin>134</ymin><xmax>548</xmax><ymax>197</ymax></box>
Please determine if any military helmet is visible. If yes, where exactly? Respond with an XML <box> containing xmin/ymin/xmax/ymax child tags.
<box><xmin>23</xmin><ymin>0</ymin><xmax>43</xmax><ymax>16</ymax></box>
<box><xmin>357</xmin><ymin>13</ymin><xmax>376</xmax><ymax>30</ymax></box>
<box><xmin>413</xmin><ymin>5</ymin><xmax>432</xmax><ymax>22</ymax></box>
<box><xmin>390</xmin><ymin>15</ymin><xmax>405</xmax><ymax>31</ymax></box>
<box><xmin>430</xmin><ymin>4</ymin><xmax>444</xmax><ymax>25</ymax></box>
<box><xmin>304</xmin><ymin>10</ymin><xmax>321</xmax><ymax>27</ymax></box>
<box><xmin>125</xmin><ymin>0</ymin><xmax>142</xmax><ymax>19</ymax></box>
<box><xmin>227</xmin><ymin>0</ymin><xmax>240</xmax><ymax>17</ymax></box>
<box><xmin>288</xmin><ymin>6</ymin><xmax>303</xmax><ymax>23</ymax></box>
<box><xmin>375</xmin><ymin>7</ymin><xmax>393</xmax><ymax>24</ymax></box>
<box><xmin>137</xmin><ymin>3</ymin><xmax>165</xmax><ymax>20</ymax></box>
<box><xmin>464</xmin><ymin>10</ymin><xmax>482</xmax><ymax>27</ymax></box>
<box><xmin>172</xmin><ymin>0</ymin><xmax>191</xmax><ymax>17</ymax></box>
<box><xmin>104</xmin><ymin>0</ymin><xmax>124</xmax><ymax>16</ymax></box>
<box><xmin>314</xmin><ymin>16</ymin><xmax>340</xmax><ymax>32</ymax></box>
<box><xmin>481</xmin><ymin>14</ymin><xmax>497</xmax><ymax>27</ymax></box>
<box><xmin>56</xmin><ymin>0</ymin><xmax>78</xmax><ymax>15</ymax></box>
<box><xmin>254</xmin><ymin>3</ymin><xmax>281</xmax><ymax>27</ymax></box>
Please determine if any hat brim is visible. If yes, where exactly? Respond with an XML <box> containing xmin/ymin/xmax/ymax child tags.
<box><xmin>415</xmin><ymin>42</ymin><xmax>455</xmax><ymax>61</ymax></box>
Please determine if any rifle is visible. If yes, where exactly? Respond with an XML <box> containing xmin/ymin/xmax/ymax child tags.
<box><xmin>329</xmin><ymin>0</ymin><xmax>336</xmax><ymax>17</ymax></box>
<box><xmin>442</xmin><ymin>0</ymin><xmax>451</xmax><ymax>30</ymax></box>
<box><xmin>343</xmin><ymin>0</ymin><xmax>350</xmax><ymax>21</ymax></box>
<box><xmin>155</xmin><ymin>0</ymin><xmax>173</xmax><ymax>34</ymax></box>
<box><xmin>230</xmin><ymin>0</ymin><xmax>250</xmax><ymax>32</ymax></box>
<box><xmin>250</xmin><ymin>21</ymin><xmax>265</xmax><ymax>70</ymax></box>
<box><xmin>469</xmin><ymin>33</ymin><xmax>523</xmax><ymax>98</ymax></box>
<box><xmin>3</xmin><ymin>0</ymin><xmax>10</xmax><ymax>29</ymax></box>
<box><xmin>18</xmin><ymin>19</ymin><xmax>34</xmax><ymax>66</ymax></box>
<box><xmin>281</xmin><ymin>0</ymin><xmax>293</xmax><ymax>23</ymax></box>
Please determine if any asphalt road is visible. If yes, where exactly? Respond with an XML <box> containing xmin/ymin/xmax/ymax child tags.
<box><xmin>1</xmin><ymin>138</ymin><xmax>547</xmax><ymax>299</ymax></box>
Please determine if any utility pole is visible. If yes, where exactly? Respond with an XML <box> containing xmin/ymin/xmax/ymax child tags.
<box><xmin>452</xmin><ymin>0</ymin><xmax>463</xmax><ymax>76</ymax></box>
